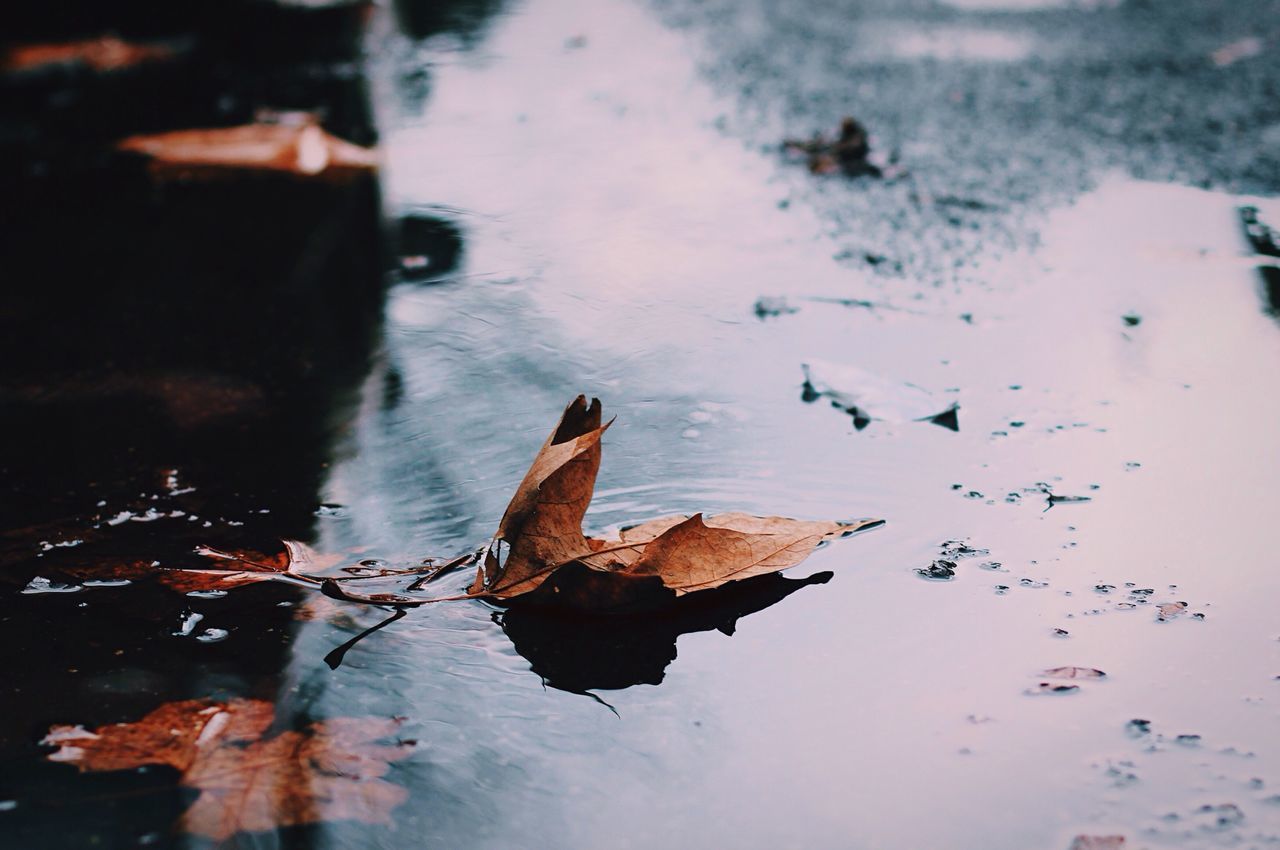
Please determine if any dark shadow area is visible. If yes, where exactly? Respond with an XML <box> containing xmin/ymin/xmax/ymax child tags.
<box><xmin>396</xmin><ymin>213</ymin><xmax>466</xmax><ymax>282</ymax></box>
<box><xmin>0</xmin><ymin>3</ymin><xmax>402</xmax><ymax>847</ymax></box>
<box><xmin>392</xmin><ymin>0</ymin><xmax>508</xmax><ymax>44</ymax></box>
<box><xmin>1239</xmin><ymin>206</ymin><xmax>1280</xmax><ymax>320</ymax></box>
<box><xmin>497</xmin><ymin>571</ymin><xmax>834</xmax><ymax>695</ymax></box>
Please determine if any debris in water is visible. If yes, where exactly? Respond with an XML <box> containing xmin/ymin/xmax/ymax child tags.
<box><xmin>21</xmin><ymin>576</ymin><xmax>83</xmax><ymax>595</ymax></box>
<box><xmin>1125</xmin><ymin>719</ymin><xmax>1152</xmax><ymax>738</ymax></box>
<box><xmin>753</xmin><ymin>296</ymin><xmax>799</xmax><ymax>319</ymax></box>
<box><xmin>173</xmin><ymin>611</ymin><xmax>204</xmax><ymax>637</ymax></box>
<box><xmin>782</xmin><ymin>116</ymin><xmax>892</xmax><ymax>178</ymax></box>
<box><xmin>1027</xmin><ymin>682</ymin><xmax>1080</xmax><ymax>695</ymax></box>
<box><xmin>1156</xmin><ymin>601</ymin><xmax>1188</xmax><ymax>621</ymax></box>
<box><xmin>939</xmin><ymin>540</ymin><xmax>988</xmax><ymax>559</ymax></box>
<box><xmin>801</xmin><ymin>360</ymin><xmax>959</xmax><ymax>431</ymax></box>
<box><xmin>916</xmin><ymin>560</ymin><xmax>957</xmax><ymax>580</ymax></box>
<box><xmin>117</xmin><ymin>117</ymin><xmax>378</xmax><ymax>182</ymax></box>
<box><xmin>1068</xmin><ymin>836</ymin><xmax>1126</xmax><ymax>850</ymax></box>
<box><xmin>2</xmin><ymin>36</ymin><xmax>175</xmax><ymax>74</ymax></box>
<box><xmin>1041</xmin><ymin>666</ymin><xmax>1106</xmax><ymax>679</ymax></box>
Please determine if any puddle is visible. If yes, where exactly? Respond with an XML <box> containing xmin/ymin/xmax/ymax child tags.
<box><xmin>270</xmin><ymin>0</ymin><xmax>1280</xmax><ymax>848</ymax></box>
<box><xmin>3</xmin><ymin>0</ymin><xmax>1279</xmax><ymax>847</ymax></box>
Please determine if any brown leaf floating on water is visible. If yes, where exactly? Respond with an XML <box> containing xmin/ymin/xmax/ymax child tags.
<box><xmin>470</xmin><ymin>395</ymin><xmax>609</xmax><ymax>597</ymax></box>
<box><xmin>2</xmin><ymin>37</ymin><xmax>174</xmax><ymax>74</ymax></box>
<box><xmin>42</xmin><ymin>699</ymin><xmax>413</xmax><ymax>840</ymax></box>
<box><xmin>117</xmin><ymin>119</ymin><xmax>378</xmax><ymax>181</ymax></box>
<box><xmin>474</xmin><ymin>396</ymin><xmax>881</xmax><ymax>606</ymax></box>
<box><xmin>185</xmin><ymin>396</ymin><xmax>881</xmax><ymax>611</ymax></box>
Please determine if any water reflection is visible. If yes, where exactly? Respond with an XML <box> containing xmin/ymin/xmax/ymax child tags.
<box><xmin>498</xmin><ymin>571</ymin><xmax>834</xmax><ymax>695</ymax></box>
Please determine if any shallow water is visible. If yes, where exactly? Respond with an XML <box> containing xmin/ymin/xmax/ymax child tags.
<box><xmin>4</xmin><ymin>0</ymin><xmax>1280</xmax><ymax>848</ymax></box>
<box><xmin>286</xmin><ymin>1</ymin><xmax>1280</xmax><ymax>848</ymax></box>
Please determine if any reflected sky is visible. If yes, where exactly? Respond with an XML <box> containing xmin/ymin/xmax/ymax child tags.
<box><xmin>277</xmin><ymin>0</ymin><xmax>1280</xmax><ymax>848</ymax></box>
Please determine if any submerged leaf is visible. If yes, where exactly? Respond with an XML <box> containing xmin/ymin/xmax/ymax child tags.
<box><xmin>42</xmin><ymin>699</ymin><xmax>413</xmax><ymax>840</ymax></box>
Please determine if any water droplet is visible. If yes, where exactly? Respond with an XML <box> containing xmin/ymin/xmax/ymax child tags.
<box><xmin>0</xmin><ymin>800</ymin><xmax>16</xmax><ymax>812</ymax></box>
<box><xmin>978</xmin><ymin>561</ymin><xmax>1004</xmax><ymax>571</ymax></box>
<box><xmin>963</xmin><ymin>490</ymin><xmax>984</xmax><ymax>499</ymax></box>
<box><xmin>1175</xmin><ymin>733</ymin><xmax>1201</xmax><ymax>746</ymax></box>
<box><xmin>1053</xmin><ymin>628</ymin><xmax>1070</xmax><ymax>637</ymax></box>
<box><xmin>1094</xmin><ymin>584</ymin><xmax>1115</xmax><ymax>594</ymax></box>
<box><xmin>21</xmin><ymin>576</ymin><xmax>83</xmax><ymax>595</ymax></box>
<box><xmin>315</xmin><ymin>503</ymin><xmax>347</xmax><ymax>517</ymax></box>
<box><xmin>82</xmin><ymin>578</ymin><xmax>131</xmax><ymax>588</ymax></box>
<box><xmin>1124</xmin><ymin>461</ymin><xmax>1142</xmax><ymax>471</ymax></box>
<box><xmin>195</xmin><ymin>628</ymin><xmax>229</xmax><ymax>643</ymax></box>
<box><xmin>994</xmin><ymin>585</ymin><xmax>1010</xmax><ymax>594</ymax></box>
<box><xmin>186</xmin><ymin>590</ymin><xmax>227</xmax><ymax>599</ymax></box>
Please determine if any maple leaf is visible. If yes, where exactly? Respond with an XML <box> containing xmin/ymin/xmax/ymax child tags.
<box><xmin>42</xmin><ymin>699</ymin><xmax>413</xmax><ymax>841</ymax></box>
<box><xmin>117</xmin><ymin>119</ymin><xmax>378</xmax><ymax>181</ymax></box>
<box><xmin>473</xmin><ymin>396</ymin><xmax>881</xmax><ymax>608</ymax></box>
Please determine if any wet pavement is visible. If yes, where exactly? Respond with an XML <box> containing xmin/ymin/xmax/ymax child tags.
<box><xmin>3</xmin><ymin>0</ymin><xmax>1280</xmax><ymax>847</ymax></box>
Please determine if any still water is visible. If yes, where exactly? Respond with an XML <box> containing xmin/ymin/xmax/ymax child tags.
<box><xmin>290</xmin><ymin>0</ymin><xmax>1280</xmax><ymax>847</ymax></box>
<box><xmin>4</xmin><ymin>0</ymin><xmax>1279</xmax><ymax>847</ymax></box>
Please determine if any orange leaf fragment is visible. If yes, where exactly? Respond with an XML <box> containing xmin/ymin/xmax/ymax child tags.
<box><xmin>3</xmin><ymin>37</ymin><xmax>174</xmax><ymax>74</ymax></box>
<box><xmin>117</xmin><ymin>120</ymin><xmax>378</xmax><ymax>181</ymax></box>
<box><xmin>42</xmin><ymin>699</ymin><xmax>413</xmax><ymax>840</ymax></box>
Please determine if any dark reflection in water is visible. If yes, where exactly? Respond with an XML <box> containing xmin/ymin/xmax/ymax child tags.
<box><xmin>392</xmin><ymin>0</ymin><xmax>508</xmax><ymax>44</ymax></box>
<box><xmin>0</xmin><ymin>1</ymin><xmax>414</xmax><ymax>846</ymax></box>
<box><xmin>1238</xmin><ymin>206</ymin><xmax>1280</xmax><ymax>320</ymax></box>
<box><xmin>497</xmin><ymin>571</ymin><xmax>834</xmax><ymax>695</ymax></box>
<box><xmin>396</xmin><ymin>213</ymin><xmax>465</xmax><ymax>282</ymax></box>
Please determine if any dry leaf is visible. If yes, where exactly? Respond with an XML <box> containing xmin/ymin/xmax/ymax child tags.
<box><xmin>475</xmin><ymin>396</ymin><xmax>881</xmax><ymax>608</ymax></box>
<box><xmin>117</xmin><ymin>120</ymin><xmax>378</xmax><ymax>181</ymax></box>
<box><xmin>42</xmin><ymin>699</ymin><xmax>413</xmax><ymax>840</ymax></box>
<box><xmin>182</xmin><ymin>396</ymin><xmax>880</xmax><ymax>613</ymax></box>
<box><xmin>3</xmin><ymin>37</ymin><xmax>174</xmax><ymax>74</ymax></box>
<box><xmin>470</xmin><ymin>395</ymin><xmax>609</xmax><ymax>597</ymax></box>
<box><xmin>1041</xmin><ymin>666</ymin><xmax>1106</xmax><ymax>680</ymax></box>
